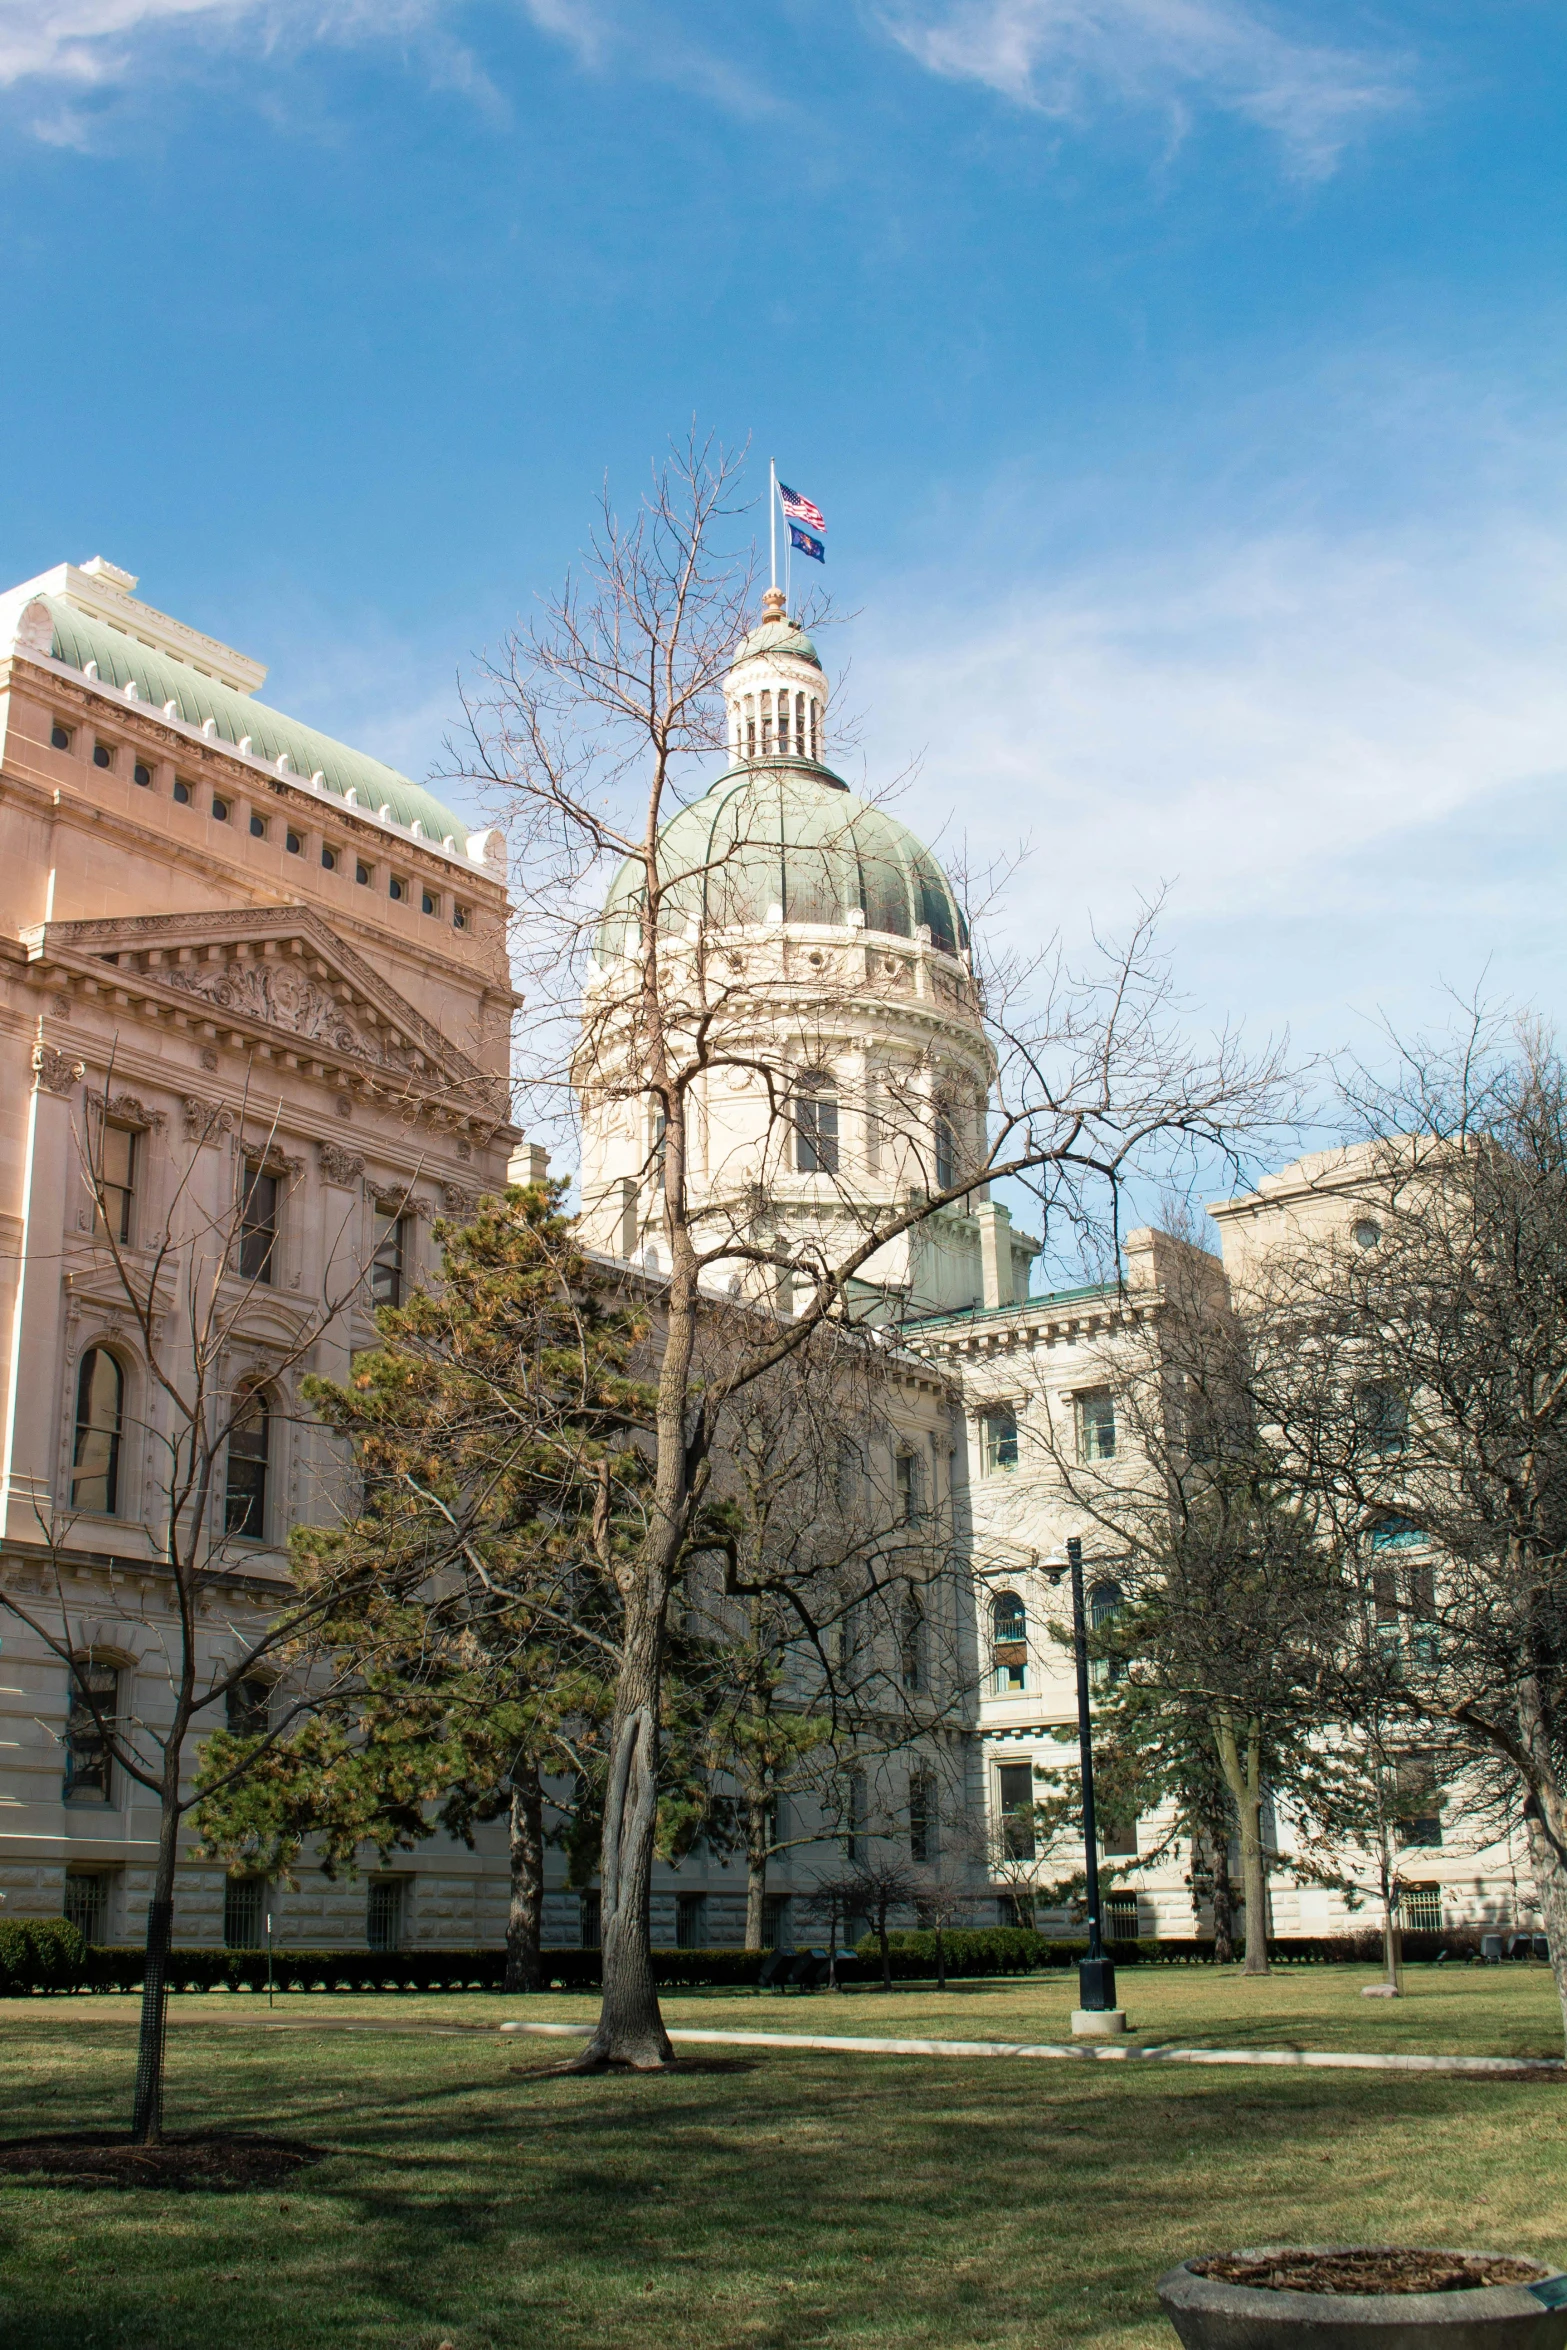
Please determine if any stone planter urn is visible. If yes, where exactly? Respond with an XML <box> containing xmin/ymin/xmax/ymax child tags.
<box><xmin>1158</xmin><ymin>2248</ymin><xmax>1567</xmax><ymax>2350</ymax></box>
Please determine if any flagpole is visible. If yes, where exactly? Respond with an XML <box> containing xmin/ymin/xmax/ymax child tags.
<box><xmin>769</xmin><ymin>458</ymin><xmax>777</xmax><ymax>593</ymax></box>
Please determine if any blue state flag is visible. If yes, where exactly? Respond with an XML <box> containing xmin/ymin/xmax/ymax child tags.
<box><xmin>788</xmin><ymin>522</ymin><xmax>825</xmax><ymax>564</ymax></box>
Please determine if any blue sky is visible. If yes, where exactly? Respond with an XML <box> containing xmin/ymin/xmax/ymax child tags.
<box><xmin>4</xmin><ymin>0</ymin><xmax>1567</xmax><ymax>1073</ymax></box>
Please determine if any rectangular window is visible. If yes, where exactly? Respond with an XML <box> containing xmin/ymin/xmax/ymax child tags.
<box><xmin>895</xmin><ymin>1452</ymin><xmax>923</xmax><ymax>1525</ymax></box>
<box><xmin>64</xmin><ymin>1663</ymin><xmax>118</xmax><ymax>1804</ymax></box>
<box><xmin>452</xmin><ymin>904</ymin><xmax>469</xmax><ymax>931</ymax></box>
<box><xmin>909</xmin><ymin>1771</ymin><xmax>937</xmax><ymax>1864</ymax></box>
<box><xmin>224</xmin><ymin>1393</ymin><xmax>270</xmax><ymax>1541</ymax></box>
<box><xmin>223</xmin><ymin>1877</ymin><xmax>267</xmax><ymax>1950</ymax></box>
<box><xmin>1400</xmin><ymin>1883</ymin><xmax>1442</xmax><ymax>1933</ymax></box>
<box><xmin>238</xmin><ymin>1164</ymin><xmax>278</xmax><ymax>1284</ymax></box>
<box><xmin>983</xmin><ymin>1407</ymin><xmax>1019</xmax><ymax>1473</ymax></box>
<box><xmin>675</xmin><ymin>1892</ymin><xmax>706</xmax><ymax>1949</ymax></box>
<box><xmin>64</xmin><ymin>1872</ymin><xmax>111</xmax><ymax>1945</ymax></box>
<box><xmin>366</xmin><ymin>1879</ymin><xmax>405</xmax><ymax>1951</ymax></box>
<box><xmin>996</xmin><ymin>1761</ymin><xmax>1036</xmax><ymax>1860</ymax></box>
<box><xmin>795</xmin><ymin>1092</ymin><xmax>839</xmax><ymax>1175</ymax></box>
<box><xmin>1102</xmin><ymin>1808</ymin><xmax>1139</xmax><ymax>1857</ymax></box>
<box><xmin>1077</xmin><ymin>1389</ymin><xmax>1117</xmax><ymax>1463</ymax></box>
<box><xmin>226</xmin><ymin>1677</ymin><xmax>271</xmax><ymax>1736</ymax></box>
<box><xmin>95</xmin><ymin>1123</ymin><xmax>136</xmax><ymax>1246</ymax></box>
<box><xmin>1394</xmin><ymin>1751</ymin><xmax>1444</xmax><ymax>1848</ymax></box>
<box><xmin>761</xmin><ymin>1893</ymin><xmax>790</xmax><ymax>1948</ymax></box>
<box><xmin>579</xmin><ymin>1890</ymin><xmax>602</xmax><ymax>1949</ymax></box>
<box><xmin>370</xmin><ymin>1210</ymin><xmax>407</xmax><ymax>1310</ymax></box>
<box><xmin>1103</xmin><ymin>1893</ymin><xmax>1140</xmax><ymax>1942</ymax></box>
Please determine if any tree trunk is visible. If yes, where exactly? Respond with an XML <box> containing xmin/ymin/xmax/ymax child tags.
<box><xmin>504</xmin><ymin>1763</ymin><xmax>545</xmax><ymax>1994</ymax></box>
<box><xmin>1205</xmin><ymin>1813</ymin><xmax>1235</xmax><ymax>1963</ymax></box>
<box><xmin>131</xmin><ymin>1792</ymin><xmax>181</xmax><ymax>2144</ymax></box>
<box><xmin>745</xmin><ymin>1796</ymin><xmax>769</xmax><ymax>1950</ymax></box>
<box><xmin>576</xmin><ymin>1229</ymin><xmax>699</xmax><ymax>2069</ymax></box>
<box><xmin>1524</xmin><ymin>1797</ymin><xmax>1567</xmax><ymax>2053</ymax></box>
<box><xmin>1214</xmin><ymin>1714</ymin><xmax>1269</xmax><ymax>1976</ymax></box>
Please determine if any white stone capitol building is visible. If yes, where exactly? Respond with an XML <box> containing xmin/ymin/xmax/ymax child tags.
<box><xmin>0</xmin><ymin>561</ymin><xmax>1533</xmax><ymax>1955</ymax></box>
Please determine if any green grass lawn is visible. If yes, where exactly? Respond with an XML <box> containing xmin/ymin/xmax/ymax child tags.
<box><xmin>1</xmin><ymin>1968</ymin><xmax>1565</xmax><ymax>2349</ymax></box>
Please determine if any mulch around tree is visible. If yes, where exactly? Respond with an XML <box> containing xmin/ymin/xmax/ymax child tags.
<box><xmin>1193</xmin><ymin>2252</ymin><xmax>1551</xmax><ymax>2296</ymax></box>
<box><xmin>0</xmin><ymin>2132</ymin><xmax>325</xmax><ymax>2191</ymax></box>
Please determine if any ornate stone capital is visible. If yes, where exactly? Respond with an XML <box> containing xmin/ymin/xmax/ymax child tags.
<box><xmin>33</xmin><ymin>1044</ymin><xmax>85</xmax><ymax>1095</ymax></box>
<box><xmin>440</xmin><ymin>1182</ymin><xmax>480</xmax><ymax>1221</ymax></box>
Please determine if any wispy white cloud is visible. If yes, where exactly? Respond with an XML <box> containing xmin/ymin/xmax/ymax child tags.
<box><xmin>856</xmin><ymin>507</ymin><xmax>1567</xmax><ymax>1040</ymax></box>
<box><xmin>873</xmin><ymin>0</ymin><xmax>1412</xmax><ymax>175</ymax></box>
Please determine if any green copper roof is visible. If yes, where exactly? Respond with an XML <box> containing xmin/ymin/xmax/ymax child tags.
<box><xmin>44</xmin><ymin>597</ymin><xmax>467</xmax><ymax>845</ymax></box>
<box><xmin>733</xmin><ymin>617</ymin><xmax>822</xmax><ymax>670</ymax></box>
<box><xmin>598</xmin><ymin>760</ymin><xmax>969</xmax><ymax>958</ymax></box>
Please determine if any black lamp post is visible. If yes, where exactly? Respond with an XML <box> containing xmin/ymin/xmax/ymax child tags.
<box><xmin>1066</xmin><ymin>1536</ymin><xmax>1116</xmax><ymax>2016</ymax></box>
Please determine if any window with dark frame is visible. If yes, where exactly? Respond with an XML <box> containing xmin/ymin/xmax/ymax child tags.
<box><xmin>761</xmin><ymin>1892</ymin><xmax>790</xmax><ymax>1948</ymax></box>
<box><xmin>370</xmin><ymin>1209</ymin><xmax>407</xmax><ymax>1309</ymax></box>
<box><xmin>95</xmin><ymin>1122</ymin><xmax>136</xmax><ymax>1245</ymax></box>
<box><xmin>173</xmin><ymin>777</ymin><xmax>192</xmax><ymax>805</ymax></box>
<box><xmin>366</xmin><ymin>1879</ymin><xmax>405</xmax><ymax>1951</ymax></box>
<box><xmin>991</xmin><ymin>1591</ymin><xmax>1027</xmax><ymax>1693</ymax></box>
<box><xmin>579</xmin><ymin>1890</ymin><xmax>602</xmax><ymax>1949</ymax></box>
<box><xmin>71</xmin><ymin>1348</ymin><xmax>124</xmax><ymax>1515</ymax></box>
<box><xmin>133</xmin><ymin>761</ymin><xmax>152</xmax><ymax>789</ymax></box>
<box><xmin>983</xmin><ymin>1406</ymin><xmax>1019</xmax><ymax>1472</ymax></box>
<box><xmin>223</xmin><ymin>1877</ymin><xmax>267</xmax><ymax>1949</ymax></box>
<box><xmin>795</xmin><ymin>1089</ymin><xmax>839</xmax><ymax>1175</ymax></box>
<box><xmin>909</xmin><ymin>1770</ymin><xmax>937</xmax><ymax>1863</ymax></box>
<box><xmin>226</xmin><ymin>1677</ymin><xmax>271</xmax><ymax>1736</ymax></box>
<box><xmin>64</xmin><ymin>1872</ymin><xmax>112</xmax><ymax>1944</ymax></box>
<box><xmin>238</xmin><ymin>1164</ymin><xmax>278</xmax><ymax>1284</ymax></box>
<box><xmin>63</xmin><ymin>1662</ymin><xmax>118</xmax><ymax>1803</ymax></box>
<box><xmin>934</xmin><ymin>1113</ymin><xmax>957</xmax><ymax>1192</ymax></box>
<box><xmin>224</xmin><ymin>1391</ymin><xmax>269</xmax><ymax>1540</ymax></box>
<box><xmin>93</xmin><ymin>741</ymin><xmax>113</xmax><ymax>770</ymax></box>
<box><xmin>1357</xmin><ymin>1382</ymin><xmax>1408</xmax><ymax>1455</ymax></box>
<box><xmin>996</xmin><ymin>1761</ymin><xmax>1036</xmax><ymax>1859</ymax></box>
<box><xmin>249</xmin><ymin>812</ymin><xmax>267</xmax><ymax>838</ymax></box>
<box><xmin>895</xmin><ymin>1451</ymin><xmax>923</xmax><ymax>1525</ymax></box>
<box><xmin>1077</xmin><ymin>1389</ymin><xmax>1117</xmax><ymax>1462</ymax></box>
<box><xmin>50</xmin><ymin>722</ymin><xmax>73</xmax><ymax>752</ymax></box>
<box><xmin>900</xmin><ymin>1589</ymin><xmax>927</xmax><ymax>1691</ymax></box>
<box><xmin>675</xmin><ymin>1892</ymin><xmax>707</xmax><ymax>1949</ymax></box>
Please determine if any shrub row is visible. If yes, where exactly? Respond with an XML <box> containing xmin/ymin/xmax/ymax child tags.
<box><xmin>0</xmin><ymin>1921</ymin><xmax>1524</xmax><ymax>1995</ymax></box>
<box><xmin>0</xmin><ymin>1917</ymin><xmax>88</xmax><ymax>1993</ymax></box>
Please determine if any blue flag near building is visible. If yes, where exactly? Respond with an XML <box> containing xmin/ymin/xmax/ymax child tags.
<box><xmin>789</xmin><ymin>523</ymin><xmax>825</xmax><ymax>564</ymax></box>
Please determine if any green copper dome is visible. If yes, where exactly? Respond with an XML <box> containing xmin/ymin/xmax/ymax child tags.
<box><xmin>598</xmin><ymin>761</ymin><xmax>969</xmax><ymax>959</ymax></box>
<box><xmin>732</xmin><ymin>617</ymin><xmax>822</xmax><ymax>670</ymax></box>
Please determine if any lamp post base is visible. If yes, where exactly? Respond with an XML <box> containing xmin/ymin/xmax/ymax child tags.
<box><xmin>1071</xmin><ymin>2007</ymin><xmax>1128</xmax><ymax>2038</ymax></box>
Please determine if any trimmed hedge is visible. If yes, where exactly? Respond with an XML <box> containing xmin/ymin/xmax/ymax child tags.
<box><xmin>0</xmin><ymin>1920</ymin><xmax>1525</xmax><ymax>1995</ymax></box>
<box><xmin>0</xmin><ymin>1917</ymin><xmax>88</xmax><ymax>1993</ymax></box>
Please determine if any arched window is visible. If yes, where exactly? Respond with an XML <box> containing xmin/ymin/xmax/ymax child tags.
<box><xmin>992</xmin><ymin>1591</ymin><xmax>1026</xmax><ymax>1693</ymax></box>
<box><xmin>795</xmin><ymin>1087</ymin><xmax>839</xmax><ymax>1174</ymax></box>
<box><xmin>225</xmin><ymin>1389</ymin><xmax>270</xmax><ymax>1540</ymax></box>
<box><xmin>900</xmin><ymin>1589</ymin><xmax>927</xmax><ymax>1692</ymax></box>
<box><xmin>1356</xmin><ymin>1382</ymin><xmax>1408</xmax><ymax>1455</ymax></box>
<box><xmin>761</xmin><ymin>689</ymin><xmax>773</xmax><ymax>754</ymax></box>
<box><xmin>71</xmin><ymin>1348</ymin><xmax>124</xmax><ymax>1515</ymax></box>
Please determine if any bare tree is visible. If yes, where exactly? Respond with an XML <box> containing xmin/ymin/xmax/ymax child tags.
<box><xmin>455</xmin><ymin>431</ymin><xmax>1294</xmax><ymax>2065</ymax></box>
<box><xmin>1238</xmin><ymin>1014</ymin><xmax>1567</xmax><ymax>2039</ymax></box>
<box><xmin>0</xmin><ymin>1078</ymin><xmax>392</xmax><ymax>2143</ymax></box>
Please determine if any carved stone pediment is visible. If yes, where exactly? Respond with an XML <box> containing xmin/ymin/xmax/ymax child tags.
<box><xmin>22</xmin><ymin>905</ymin><xmax>501</xmax><ymax>1111</ymax></box>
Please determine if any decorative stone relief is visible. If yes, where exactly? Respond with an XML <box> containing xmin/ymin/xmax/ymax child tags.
<box><xmin>92</xmin><ymin>1092</ymin><xmax>168</xmax><ymax>1133</ymax></box>
<box><xmin>33</xmin><ymin>1044</ymin><xmax>85</xmax><ymax>1095</ymax></box>
<box><xmin>318</xmin><ymin>1143</ymin><xmax>365</xmax><ymax>1186</ymax></box>
<box><xmin>163</xmin><ymin>958</ymin><xmax>419</xmax><ymax>1074</ymax></box>
<box><xmin>440</xmin><ymin>1183</ymin><xmax>480</xmax><ymax>1221</ymax></box>
<box><xmin>182</xmin><ymin>1097</ymin><xmax>236</xmax><ymax>1144</ymax></box>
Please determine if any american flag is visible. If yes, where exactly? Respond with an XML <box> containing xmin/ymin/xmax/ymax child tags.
<box><xmin>778</xmin><ymin>482</ymin><xmax>826</xmax><ymax>532</ymax></box>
